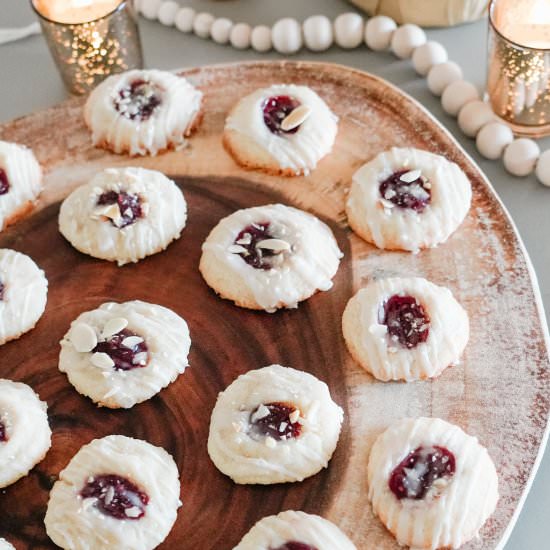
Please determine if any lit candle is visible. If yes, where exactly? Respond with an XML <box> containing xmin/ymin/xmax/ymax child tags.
<box><xmin>33</xmin><ymin>0</ymin><xmax>123</xmax><ymax>24</ymax></box>
<box><xmin>493</xmin><ymin>0</ymin><xmax>550</xmax><ymax>48</ymax></box>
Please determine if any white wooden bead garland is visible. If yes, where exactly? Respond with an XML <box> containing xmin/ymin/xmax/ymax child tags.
<box><xmin>137</xmin><ymin>0</ymin><xmax>550</xmax><ymax>185</ymax></box>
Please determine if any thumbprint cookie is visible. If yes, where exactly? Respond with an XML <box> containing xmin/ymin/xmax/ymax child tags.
<box><xmin>208</xmin><ymin>365</ymin><xmax>343</xmax><ymax>485</ymax></box>
<box><xmin>0</xmin><ymin>539</ymin><xmax>15</xmax><ymax>549</ymax></box>
<box><xmin>223</xmin><ymin>84</ymin><xmax>338</xmax><ymax>176</ymax></box>
<box><xmin>84</xmin><ymin>69</ymin><xmax>202</xmax><ymax>156</ymax></box>
<box><xmin>342</xmin><ymin>277</ymin><xmax>469</xmax><ymax>382</ymax></box>
<box><xmin>346</xmin><ymin>147</ymin><xmax>472</xmax><ymax>251</ymax></box>
<box><xmin>58</xmin><ymin>301</ymin><xmax>191</xmax><ymax>409</ymax></box>
<box><xmin>199</xmin><ymin>203</ymin><xmax>342</xmax><ymax>312</ymax></box>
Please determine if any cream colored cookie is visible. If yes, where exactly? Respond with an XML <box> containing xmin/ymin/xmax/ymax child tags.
<box><xmin>234</xmin><ymin>510</ymin><xmax>356</xmax><ymax>550</ymax></box>
<box><xmin>342</xmin><ymin>277</ymin><xmax>469</xmax><ymax>382</ymax></box>
<box><xmin>0</xmin><ymin>141</ymin><xmax>42</xmax><ymax>231</ymax></box>
<box><xmin>208</xmin><ymin>364</ymin><xmax>343</xmax><ymax>485</ymax></box>
<box><xmin>58</xmin><ymin>300</ymin><xmax>191</xmax><ymax>409</ymax></box>
<box><xmin>346</xmin><ymin>147</ymin><xmax>472</xmax><ymax>251</ymax></box>
<box><xmin>368</xmin><ymin>417</ymin><xmax>499</xmax><ymax>549</ymax></box>
<box><xmin>199</xmin><ymin>203</ymin><xmax>342</xmax><ymax>312</ymax></box>
<box><xmin>0</xmin><ymin>379</ymin><xmax>52</xmax><ymax>488</ymax></box>
<box><xmin>44</xmin><ymin>435</ymin><xmax>181</xmax><ymax>550</ymax></box>
<box><xmin>224</xmin><ymin>84</ymin><xmax>338</xmax><ymax>176</ymax></box>
<box><xmin>84</xmin><ymin>69</ymin><xmax>202</xmax><ymax>156</ymax></box>
<box><xmin>0</xmin><ymin>538</ymin><xmax>15</xmax><ymax>550</ymax></box>
<box><xmin>58</xmin><ymin>167</ymin><xmax>187</xmax><ymax>266</ymax></box>
<box><xmin>0</xmin><ymin>249</ymin><xmax>48</xmax><ymax>346</ymax></box>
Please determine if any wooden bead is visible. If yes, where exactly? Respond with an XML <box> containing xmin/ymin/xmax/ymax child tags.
<box><xmin>230</xmin><ymin>23</ymin><xmax>252</xmax><ymax>50</ymax></box>
<box><xmin>193</xmin><ymin>12</ymin><xmax>215</xmax><ymax>39</ymax></box>
<box><xmin>457</xmin><ymin>100</ymin><xmax>496</xmax><ymax>138</ymax></box>
<box><xmin>391</xmin><ymin>24</ymin><xmax>426</xmax><ymax>59</ymax></box>
<box><xmin>536</xmin><ymin>150</ymin><xmax>550</xmax><ymax>187</ymax></box>
<box><xmin>251</xmin><ymin>25</ymin><xmax>272</xmax><ymax>52</ymax></box>
<box><xmin>140</xmin><ymin>0</ymin><xmax>162</xmax><ymax>20</ymax></box>
<box><xmin>334</xmin><ymin>13</ymin><xmax>364</xmax><ymax>49</ymax></box>
<box><xmin>503</xmin><ymin>139</ymin><xmax>540</xmax><ymax>177</ymax></box>
<box><xmin>157</xmin><ymin>1</ymin><xmax>178</xmax><ymax>26</ymax></box>
<box><xmin>412</xmin><ymin>41</ymin><xmax>448</xmax><ymax>76</ymax></box>
<box><xmin>174</xmin><ymin>7</ymin><xmax>195</xmax><ymax>33</ymax></box>
<box><xmin>211</xmin><ymin>18</ymin><xmax>233</xmax><ymax>44</ymax></box>
<box><xmin>303</xmin><ymin>15</ymin><xmax>333</xmax><ymax>52</ymax></box>
<box><xmin>272</xmin><ymin>18</ymin><xmax>302</xmax><ymax>54</ymax></box>
<box><xmin>441</xmin><ymin>80</ymin><xmax>479</xmax><ymax>116</ymax></box>
<box><xmin>427</xmin><ymin>61</ymin><xmax>463</xmax><ymax>96</ymax></box>
<box><xmin>365</xmin><ymin>15</ymin><xmax>397</xmax><ymax>51</ymax></box>
<box><xmin>476</xmin><ymin>122</ymin><xmax>514</xmax><ymax>160</ymax></box>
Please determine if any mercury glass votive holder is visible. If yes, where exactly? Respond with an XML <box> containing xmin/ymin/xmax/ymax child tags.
<box><xmin>31</xmin><ymin>0</ymin><xmax>143</xmax><ymax>96</ymax></box>
<box><xmin>487</xmin><ymin>0</ymin><xmax>550</xmax><ymax>137</ymax></box>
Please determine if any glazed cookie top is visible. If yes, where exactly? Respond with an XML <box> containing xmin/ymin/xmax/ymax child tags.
<box><xmin>368</xmin><ymin>417</ymin><xmax>499</xmax><ymax>549</ymax></box>
<box><xmin>0</xmin><ymin>249</ymin><xmax>48</xmax><ymax>346</ymax></box>
<box><xmin>44</xmin><ymin>435</ymin><xmax>181</xmax><ymax>550</ymax></box>
<box><xmin>347</xmin><ymin>147</ymin><xmax>472</xmax><ymax>251</ymax></box>
<box><xmin>208</xmin><ymin>365</ymin><xmax>343</xmax><ymax>484</ymax></box>
<box><xmin>0</xmin><ymin>140</ymin><xmax>42</xmax><ymax>230</ymax></box>
<box><xmin>58</xmin><ymin>167</ymin><xmax>187</xmax><ymax>265</ymax></box>
<box><xmin>234</xmin><ymin>510</ymin><xmax>357</xmax><ymax>550</ymax></box>
<box><xmin>59</xmin><ymin>300</ymin><xmax>191</xmax><ymax>409</ymax></box>
<box><xmin>200</xmin><ymin>204</ymin><xmax>343</xmax><ymax>312</ymax></box>
<box><xmin>0</xmin><ymin>379</ymin><xmax>51</xmax><ymax>488</ymax></box>
<box><xmin>84</xmin><ymin>69</ymin><xmax>202</xmax><ymax>156</ymax></box>
<box><xmin>225</xmin><ymin>84</ymin><xmax>338</xmax><ymax>174</ymax></box>
<box><xmin>0</xmin><ymin>538</ymin><xmax>15</xmax><ymax>550</ymax></box>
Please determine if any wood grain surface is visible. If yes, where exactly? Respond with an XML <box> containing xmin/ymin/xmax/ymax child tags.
<box><xmin>0</xmin><ymin>61</ymin><xmax>549</xmax><ymax>550</ymax></box>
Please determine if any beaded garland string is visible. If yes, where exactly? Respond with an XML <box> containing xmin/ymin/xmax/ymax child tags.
<box><xmin>134</xmin><ymin>0</ymin><xmax>550</xmax><ymax>186</ymax></box>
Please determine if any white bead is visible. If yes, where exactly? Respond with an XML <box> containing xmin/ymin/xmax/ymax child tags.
<box><xmin>230</xmin><ymin>23</ymin><xmax>252</xmax><ymax>50</ymax></box>
<box><xmin>476</xmin><ymin>122</ymin><xmax>514</xmax><ymax>160</ymax></box>
<box><xmin>272</xmin><ymin>18</ymin><xmax>302</xmax><ymax>54</ymax></box>
<box><xmin>503</xmin><ymin>138</ymin><xmax>540</xmax><ymax>177</ymax></box>
<box><xmin>536</xmin><ymin>150</ymin><xmax>550</xmax><ymax>186</ymax></box>
<box><xmin>391</xmin><ymin>24</ymin><xmax>426</xmax><ymax>59</ymax></box>
<box><xmin>427</xmin><ymin>61</ymin><xmax>463</xmax><ymax>96</ymax></box>
<box><xmin>193</xmin><ymin>12</ymin><xmax>215</xmax><ymax>39</ymax></box>
<box><xmin>441</xmin><ymin>80</ymin><xmax>479</xmax><ymax>116</ymax></box>
<box><xmin>251</xmin><ymin>25</ymin><xmax>272</xmax><ymax>52</ymax></box>
<box><xmin>303</xmin><ymin>15</ymin><xmax>333</xmax><ymax>52</ymax></box>
<box><xmin>365</xmin><ymin>15</ymin><xmax>397</xmax><ymax>51</ymax></box>
<box><xmin>457</xmin><ymin>100</ymin><xmax>496</xmax><ymax>138</ymax></box>
<box><xmin>334</xmin><ymin>13</ymin><xmax>364</xmax><ymax>49</ymax></box>
<box><xmin>412</xmin><ymin>41</ymin><xmax>448</xmax><ymax>76</ymax></box>
<box><xmin>211</xmin><ymin>18</ymin><xmax>233</xmax><ymax>44</ymax></box>
<box><xmin>157</xmin><ymin>1</ymin><xmax>178</xmax><ymax>26</ymax></box>
<box><xmin>175</xmin><ymin>7</ymin><xmax>195</xmax><ymax>33</ymax></box>
<box><xmin>140</xmin><ymin>0</ymin><xmax>161</xmax><ymax>20</ymax></box>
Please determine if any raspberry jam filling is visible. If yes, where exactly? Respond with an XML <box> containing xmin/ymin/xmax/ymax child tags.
<box><xmin>0</xmin><ymin>421</ymin><xmax>6</xmax><ymax>442</ymax></box>
<box><xmin>0</xmin><ymin>168</ymin><xmax>9</xmax><ymax>195</ymax></box>
<box><xmin>97</xmin><ymin>190</ymin><xmax>143</xmax><ymax>229</ymax></box>
<box><xmin>250</xmin><ymin>402</ymin><xmax>301</xmax><ymax>441</ymax></box>
<box><xmin>80</xmin><ymin>474</ymin><xmax>149</xmax><ymax>520</ymax></box>
<box><xmin>114</xmin><ymin>79</ymin><xmax>162</xmax><ymax>121</ymax></box>
<box><xmin>383</xmin><ymin>294</ymin><xmax>430</xmax><ymax>349</ymax></box>
<box><xmin>263</xmin><ymin>95</ymin><xmax>301</xmax><ymax>134</ymax></box>
<box><xmin>93</xmin><ymin>329</ymin><xmax>148</xmax><ymax>371</ymax></box>
<box><xmin>0</xmin><ymin>281</ymin><xmax>4</xmax><ymax>301</ymax></box>
<box><xmin>389</xmin><ymin>445</ymin><xmax>456</xmax><ymax>500</ymax></box>
<box><xmin>272</xmin><ymin>544</ymin><xmax>318</xmax><ymax>550</ymax></box>
<box><xmin>233</xmin><ymin>222</ymin><xmax>287</xmax><ymax>270</ymax></box>
<box><xmin>379</xmin><ymin>169</ymin><xmax>431</xmax><ymax>212</ymax></box>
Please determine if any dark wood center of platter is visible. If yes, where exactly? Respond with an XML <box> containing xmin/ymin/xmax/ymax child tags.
<box><xmin>0</xmin><ymin>176</ymin><xmax>351</xmax><ymax>549</ymax></box>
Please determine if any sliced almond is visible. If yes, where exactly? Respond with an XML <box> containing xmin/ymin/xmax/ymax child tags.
<box><xmin>101</xmin><ymin>317</ymin><xmax>128</xmax><ymax>339</ymax></box>
<box><xmin>251</xmin><ymin>404</ymin><xmax>271</xmax><ymax>423</ymax></box>
<box><xmin>69</xmin><ymin>323</ymin><xmax>98</xmax><ymax>353</ymax></box>
<box><xmin>256</xmin><ymin>238</ymin><xmax>290</xmax><ymax>252</ymax></box>
<box><xmin>280</xmin><ymin>104</ymin><xmax>312</xmax><ymax>132</ymax></box>
<box><xmin>90</xmin><ymin>352</ymin><xmax>115</xmax><ymax>369</ymax></box>
<box><xmin>132</xmin><ymin>352</ymin><xmax>148</xmax><ymax>365</ymax></box>
<box><xmin>228</xmin><ymin>244</ymin><xmax>248</xmax><ymax>254</ymax></box>
<box><xmin>235</xmin><ymin>234</ymin><xmax>252</xmax><ymax>245</ymax></box>
<box><xmin>289</xmin><ymin>409</ymin><xmax>300</xmax><ymax>424</ymax></box>
<box><xmin>399</xmin><ymin>169</ymin><xmax>422</xmax><ymax>183</ymax></box>
<box><xmin>122</xmin><ymin>336</ymin><xmax>143</xmax><ymax>348</ymax></box>
<box><xmin>104</xmin><ymin>486</ymin><xmax>115</xmax><ymax>505</ymax></box>
<box><xmin>125</xmin><ymin>506</ymin><xmax>142</xmax><ymax>518</ymax></box>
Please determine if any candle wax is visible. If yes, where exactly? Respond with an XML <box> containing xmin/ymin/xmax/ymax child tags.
<box><xmin>34</xmin><ymin>0</ymin><xmax>123</xmax><ymax>24</ymax></box>
<box><xmin>493</xmin><ymin>0</ymin><xmax>550</xmax><ymax>48</ymax></box>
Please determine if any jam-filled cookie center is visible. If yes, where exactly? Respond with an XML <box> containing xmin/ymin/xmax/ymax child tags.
<box><xmin>389</xmin><ymin>445</ymin><xmax>456</xmax><ymax>500</ymax></box>
<box><xmin>383</xmin><ymin>294</ymin><xmax>430</xmax><ymax>349</ymax></box>
<box><xmin>262</xmin><ymin>95</ymin><xmax>303</xmax><ymax>135</ymax></box>
<box><xmin>0</xmin><ymin>168</ymin><xmax>9</xmax><ymax>196</ymax></box>
<box><xmin>0</xmin><ymin>420</ymin><xmax>6</xmax><ymax>442</ymax></box>
<box><xmin>114</xmin><ymin>79</ymin><xmax>162</xmax><ymax>121</ymax></box>
<box><xmin>379</xmin><ymin>169</ymin><xmax>432</xmax><ymax>212</ymax></box>
<box><xmin>231</xmin><ymin>222</ymin><xmax>291</xmax><ymax>270</ymax></box>
<box><xmin>80</xmin><ymin>474</ymin><xmax>149</xmax><ymax>520</ymax></box>
<box><xmin>97</xmin><ymin>190</ymin><xmax>143</xmax><ymax>229</ymax></box>
<box><xmin>0</xmin><ymin>281</ymin><xmax>5</xmax><ymax>301</ymax></box>
<box><xmin>250</xmin><ymin>402</ymin><xmax>302</xmax><ymax>441</ymax></box>
<box><xmin>272</xmin><ymin>543</ymin><xmax>318</xmax><ymax>550</ymax></box>
<box><xmin>93</xmin><ymin>328</ymin><xmax>149</xmax><ymax>371</ymax></box>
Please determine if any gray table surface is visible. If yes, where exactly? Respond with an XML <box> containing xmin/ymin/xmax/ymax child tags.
<box><xmin>1</xmin><ymin>1</ymin><xmax>549</xmax><ymax>548</ymax></box>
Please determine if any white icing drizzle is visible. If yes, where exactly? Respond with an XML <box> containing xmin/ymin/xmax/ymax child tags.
<box><xmin>225</xmin><ymin>84</ymin><xmax>338</xmax><ymax>175</ymax></box>
<box><xmin>58</xmin><ymin>167</ymin><xmax>187</xmax><ymax>266</ymax></box>
<box><xmin>84</xmin><ymin>69</ymin><xmax>202</xmax><ymax>156</ymax></box>
<box><xmin>346</xmin><ymin>147</ymin><xmax>472</xmax><ymax>251</ymax></box>
<box><xmin>368</xmin><ymin>417</ymin><xmax>499</xmax><ymax>549</ymax></box>
<box><xmin>200</xmin><ymin>203</ymin><xmax>343</xmax><ymax>312</ymax></box>
<box><xmin>0</xmin><ymin>140</ymin><xmax>42</xmax><ymax>230</ymax></box>
<box><xmin>0</xmin><ymin>379</ymin><xmax>51</xmax><ymax>488</ymax></box>
<box><xmin>342</xmin><ymin>277</ymin><xmax>469</xmax><ymax>382</ymax></box>
<box><xmin>234</xmin><ymin>510</ymin><xmax>357</xmax><ymax>550</ymax></box>
<box><xmin>0</xmin><ymin>249</ymin><xmax>48</xmax><ymax>345</ymax></box>
<box><xmin>208</xmin><ymin>365</ymin><xmax>343</xmax><ymax>484</ymax></box>
<box><xmin>44</xmin><ymin>435</ymin><xmax>181</xmax><ymax>550</ymax></box>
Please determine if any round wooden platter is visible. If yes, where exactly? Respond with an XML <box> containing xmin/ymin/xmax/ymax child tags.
<box><xmin>0</xmin><ymin>61</ymin><xmax>549</xmax><ymax>550</ymax></box>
